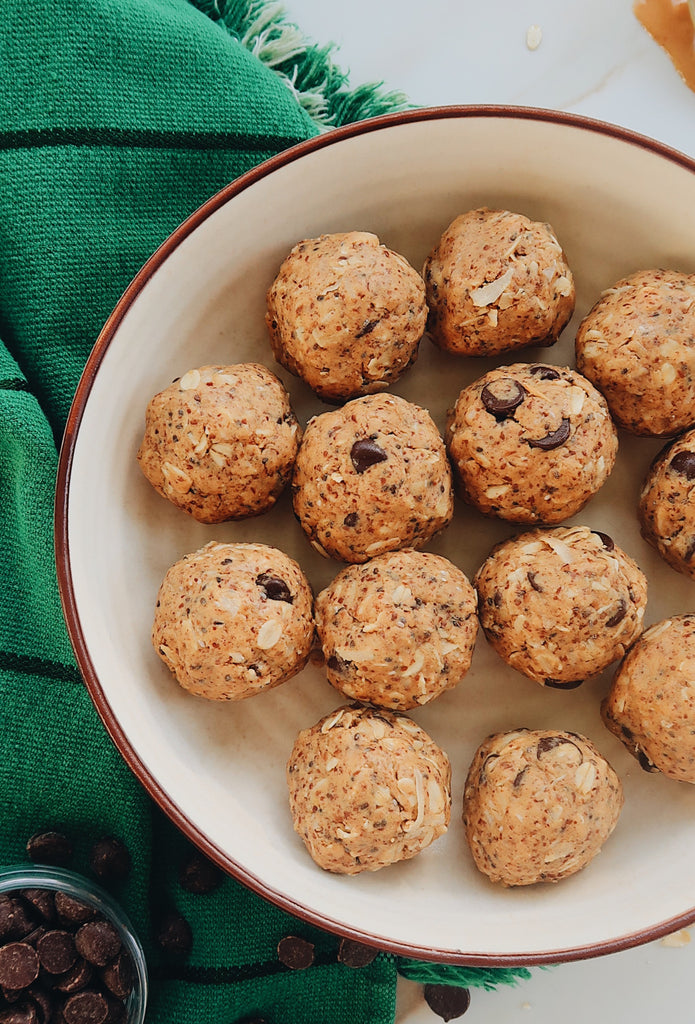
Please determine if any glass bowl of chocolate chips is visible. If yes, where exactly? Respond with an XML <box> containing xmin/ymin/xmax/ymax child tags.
<box><xmin>0</xmin><ymin>864</ymin><xmax>147</xmax><ymax>1024</ymax></box>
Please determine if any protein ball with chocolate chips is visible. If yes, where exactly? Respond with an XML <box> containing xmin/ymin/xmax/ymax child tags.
<box><xmin>314</xmin><ymin>549</ymin><xmax>478</xmax><ymax>710</ymax></box>
<box><xmin>136</xmin><ymin>363</ymin><xmax>301</xmax><ymax>523</ymax></box>
<box><xmin>575</xmin><ymin>269</ymin><xmax>695</xmax><ymax>437</ymax></box>
<box><xmin>474</xmin><ymin>526</ymin><xmax>648</xmax><ymax>687</ymax></box>
<box><xmin>152</xmin><ymin>541</ymin><xmax>314</xmax><ymax>701</ymax></box>
<box><xmin>462</xmin><ymin>728</ymin><xmax>623</xmax><ymax>886</ymax></box>
<box><xmin>422</xmin><ymin>207</ymin><xmax>575</xmax><ymax>357</ymax></box>
<box><xmin>445</xmin><ymin>363</ymin><xmax>618</xmax><ymax>524</ymax></box>
<box><xmin>287</xmin><ymin>704</ymin><xmax>451</xmax><ymax>874</ymax></box>
<box><xmin>291</xmin><ymin>393</ymin><xmax>453</xmax><ymax>563</ymax></box>
<box><xmin>602</xmin><ymin>615</ymin><xmax>695</xmax><ymax>782</ymax></box>
<box><xmin>638</xmin><ymin>428</ymin><xmax>695</xmax><ymax>579</ymax></box>
<box><xmin>265</xmin><ymin>231</ymin><xmax>427</xmax><ymax>401</ymax></box>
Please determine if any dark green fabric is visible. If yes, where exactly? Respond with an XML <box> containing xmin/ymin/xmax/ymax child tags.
<box><xmin>0</xmin><ymin>1</ymin><xmax>398</xmax><ymax>1021</ymax></box>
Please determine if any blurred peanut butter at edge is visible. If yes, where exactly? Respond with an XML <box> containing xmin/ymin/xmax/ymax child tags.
<box><xmin>634</xmin><ymin>0</ymin><xmax>695</xmax><ymax>93</ymax></box>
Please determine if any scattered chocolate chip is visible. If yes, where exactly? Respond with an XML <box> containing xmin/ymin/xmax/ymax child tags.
<box><xmin>528</xmin><ymin>364</ymin><xmax>561</xmax><ymax>381</ymax></box>
<box><xmin>54</xmin><ymin>895</ymin><xmax>94</xmax><ymax>928</ymax></box>
<box><xmin>0</xmin><ymin>899</ymin><xmax>34</xmax><ymax>943</ymax></box>
<box><xmin>63</xmin><ymin>989</ymin><xmax>108</xmax><ymax>1024</ymax></box>
<box><xmin>53</xmin><ymin>958</ymin><xmax>93</xmax><ymax>994</ymax></box>
<box><xmin>277</xmin><ymin>935</ymin><xmax>315</xmax><ymax>970</ymax></box>
<box><xmin>526</xmin><ymin>571</ymin><xmax>543</xmax><ymax>593</ymax></box>
<box><xmin>670</xmin><ymin>450</ymin><xmax>695</xmax><ymax>480</ymax></box>
<box><xmin>255</xmin><ymin>573</ymin><xmax>292</xmax><ymax>603</ymax></box>
<box><xmin>526</xmin><ymin>417</ymin><xmax>571</xmax><ymax>450</ymax></box>
<box><xmin>355</xmin><ymin>318</ymin><xmax>379</xmax><ymax>338</ymax></box>
<box><xmin>343</xmin><ymin>512</ymin><xmax>359</xmax><ymax>527</ymax></box>
<box><xmin>423</xmin><ymin>983</ymin><xmax>471</xmax><ymax>1020</ymax></box>
<box><xmin>606</xmin><ymin>599</ymin><xmax>628</xmax><ymax>628</ymax></box>
<box><xmin>536</xmin><ymin>735</ymin><xmax>583</xmax><ymax>758</ymax></box>
<box><xmin>179</xmin><ymin>850</ymin><xmax>224</xmax><ymax>895</ymax></box>
<box><xmin>513</xmin><ymin>767</ymin><xmax>528</xmax><ymax>788</ymax></box>
<box><xmin>480</xmin><ymin>378</ymin><xmax>526</xmax><ymax>418</ymax></box>
<box><xmin>0</xmin><ymin>1000</ymin><xmax>40</xmax><ymax>1024</ymax></box>
<box><xmin>337</xmin><ymin>938</ymin><xmax>379</xmax><ymax>968</ymax></box>
<box><xmin>153</xmin><ymin>909</ymin><xmax>192</xmax><ymax>957</ymax></box>
<box><xmin>36</xmin><ymin>931</ymin><xmax>77</xmax><ymax>975</ymax></box>
<box><xmin>88</xmin><ymin>837</ymin><xmax>131</xmax><ymax>884</ymax></box>
<box><xmin>593</xmin><ymin>531</ymin><xmax>614</xmax><ymax>551</ymax></box>
<box><xmin>74</xmin><ymin>922</ymin><xmax>121</xmax><ymax>968</ymax></box>
<box><xmin>99</xmin><ymin>952</ymin><xmax>133</xmax><ymax>1001</ymax></box>
<box><xmin>350</xmin><ymin>438</ymin><xmax>388</xmax><ymax>474</ymax></box>
<box><xmin>637</xmin><ymin>749</ymin><xmax>660</xmax><ymax>773</ymax></box>
<box><xmin>25</xmin><ymin>833</ymin><xmax>73</xmax><ymax>870</ymax></box>
<box><xmin>0</xmin><ymin>944</ymin><xmax>39</xmax><ymax>990</ymax></box>
<box><xmin>543</xmin><ymin>677</ymin><xmax>584</xmax><ymax>689</ymax></box>
<box><xmin>20</xmin><ymin>892</ymin><xmax>55</xmax><ymax>926</ymax></box>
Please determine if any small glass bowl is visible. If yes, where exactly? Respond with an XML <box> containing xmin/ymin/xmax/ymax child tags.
<box><xmin>0</xmin><ymin>863</ymin><xmax>148</xmax><ymax>1024</ymax></box>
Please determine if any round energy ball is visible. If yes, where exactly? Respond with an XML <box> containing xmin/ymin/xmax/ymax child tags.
<box><xmin>422</xmin><ymin>207</ymin><xmax>575</xmax><ymax>357</ymax></box>
<box><xmin>474</xmin><ymin>525</ymin><xmax>648</xmax><ymax>687</ymax></box>
<box><xmin>602</xmin><ymin>615</ymin><xmax>695</xmax><ymax>782</ymax></box>
<box><xmin>137</xmin><ymin>363</ymin><xmax>301</xmax><ymax>523</ymax></box>
<box><xmin>152</xmin><ymin>541</ymin><xmax>314</xmax><ymax>701</ymax></box>
<box><xmin>265</xmin><ymin>231</ymin><xmax>427</xmax><ymax>401</ymax></box>
<box><xmin>291</xmin><ymin>393</ymin><xmax>453</xmax><ymax>563</ymax></box>
<box><xmin>445</xmin><ymin>363</ymin><xmax>618</xmax><ymax>524</ymax></box>
<box><xmin>638</xmin><ymin>428</ymin><xmax>695</xmax><ymax>579</ymax></box>
<box><xmin>462</xmin><ymin>728</ymin><xmax>624</xmax><ymax>886</ymax></box>
<box><xmin>314</xmin><ymin>549</ymin><xmax>478</xmax><ymax>710</ymax></box>
<box><xmin>575</xmin><ymin>268</ymin><xmax>695</xmax><ymax>437</ymax></box>
<box><xmin>287</xmin><ymin>704</ymin><xmax>451</xmax><ymax>874</ymax></box>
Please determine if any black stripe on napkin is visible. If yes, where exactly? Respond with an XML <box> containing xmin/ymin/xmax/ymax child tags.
<box><xmin>0</xmin><ymin>127</ymin><xmax>306</xmax><ymax>153</ymax></box>
<box><xmin>0</xmin><ymin>650</ymin><xmax>83</xmax><ymax>685</ymax></box>
<box><xmin>0</xmin><ymin>377</ymin><xmax>30</xmax><ymax>392</ymax></box>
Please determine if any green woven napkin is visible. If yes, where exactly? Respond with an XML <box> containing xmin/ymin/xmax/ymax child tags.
<box><xmin>0</xmin><ymin>1</ymin><xmax>529</xmax><ymax>1020</ymax></box>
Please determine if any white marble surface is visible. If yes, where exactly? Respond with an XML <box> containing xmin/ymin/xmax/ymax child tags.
<box><xmin>279</xmin><ymin>0</ymin><xmax>695</xmax><ymax>1020</ymax></box>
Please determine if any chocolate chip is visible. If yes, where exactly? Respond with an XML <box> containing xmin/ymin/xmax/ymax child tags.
<box><xmin>543</xmin><ymin>677</ymin><xmax>584</xmax><ymax>689</ymax></box>
<box><xmin>355</xmin><ymin>318</ymin><xmax>379</xmax><ymax>338</ymax></box>
<box><xmin>337</xmin><ymin>938</ymin><xmax>379</xmax><ymax>968</ymax></box>
<box><xmin>63</xmin><ymin>990</ymin><xmax>108</xmax><ymax>1024</ymax></box>
<box><xmin>88</xmin><ymin>837</ymin><xmax>131</xmax><ymax>884</ymax></box>
<box><xmin>255</xmin><ymin>572</ymin><xmax>292</xmax><ymax>603</ymax></box>
<box><xmin>25</xmin><ymin>833</ymin><xmax>73</xmax><ymax>869</ymax></box>
<box><xmin>20</xmin><ymin>892</ymin><xmax>55</xmax><ymax>927</ymax></box>
<box><xmin>53</xmin><ymin>959</ymin><xmax>93</xmax><ymax>994</ymax></box>
<box><xmin>179</xmin><ymin>850</ymin><xmax>224</xmax><ymax>895</ymax></box>
<box><xmin>0</xmin><ymin>1001</ymin><xmax>40</xmax><ymax>1024</ymax></box>
<box><xmin>537</xmin><ymin>735</ymin><xmax>583</xmax><ymax>758</ymax></box>
<box><xmin>480</xmin><ymin>378</ymin><xmax>525</xmax><ymax>418</ymax></box>
<box><xmin>343</xmin><ymin>512</ymin><xmax>359</xmax><ymax>527</ymax></box>
<box><xmin>99</xmin><ymin>953</ymin><xmax>133</xmax><ymax>1001</ymax></box>
<box><xmin>593</xmin><ymin>531</ymin><xmax>614</xmax><ymax>551</ymax></box>
<box><xmin>54</xmin><ymin>895</ymin><xmax>94</xmax><ymax>928</ymax></box>
<box><xmin>277</xmin><ymin>935</ymin><xmax>314</xmax><ymax>970</ymax></box>
<box><xmin>0</xmin><ymin>944</ymin><xmax>40</xmax><ymax>990</ymax></box>
<box><xmin>153</xmin><ymin>909</ymin><xmax>192</xmax><ymax>957</ymax></box>
<box><xmin>637</xmin><ymin>749</ymin><xmax>660</xmax><ymax>773</ymax></box>
<box><xmin>526</xmin><ymin>571</ymin><xmax>543</xmax><ymax>593</ymax></box>
<box><xmin>423</xmin><ymin>983</ymin><xmax>471</xmax><ymax>1020</ymax></box>
<box><xmin>513</xmin><ymin>767</ymin><xmax>528</xmax><ymax>788</ymax></box>
<box><xmin>606</xmin><ymin>599</ymin><xmax>628</xmax><ymax>628</ymax></box>
<box><xmin>0</xmin><ymin>899</ymin><xmax>35</xmax><ymax>943</ymax></box>
<box><xmin>350</xmin><ymin>438</ymin><xmax>388</xmax><ymax>474</ymax></box>
<box><xmin>36</xmin><ymin>932</ymin><xmax>77</xmax><ymax>975</ymax></box>
<box><xmin>27</xmin><ymin>986</ymin><xmax>53</xmax><ymax>1023</ymax></box>
<box><xmin>526</xmin><ymin>417</ymin><xmax>571</xmax><ymax>450</ymax></box>
<box><xmin>528</xmin><ymin>364</ymin><xmax>561</xmax><ymax>381</ymax></box>
<box><xmin>670</xmin><ymin>450</ymin><xmax>695</xmax><ymax>480</ymax></box>
<box><xmin>74</xmin><ymin>923</ymin><xmax>121</xmax><ymax>968</ymax></box>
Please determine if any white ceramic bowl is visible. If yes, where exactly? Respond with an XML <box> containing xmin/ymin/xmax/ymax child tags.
<box><xmin>56</xmin><ymin>106</ymin><xmax>695</xmax><ymax>966</ymax></box>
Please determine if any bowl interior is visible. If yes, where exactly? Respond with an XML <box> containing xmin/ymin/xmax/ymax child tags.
<box><xmin>58</xmin><ymin>109</ymin><xmax>695</xmax><ymax>964</ymax></box>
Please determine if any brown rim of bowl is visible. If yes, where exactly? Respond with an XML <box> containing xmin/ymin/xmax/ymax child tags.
<box><xmin>54</xmin><ymin>103</ymin><xmax>695</xmax><ymax>967</ymax></box>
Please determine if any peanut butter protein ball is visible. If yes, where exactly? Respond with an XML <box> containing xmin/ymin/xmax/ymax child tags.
<box><xmin>291</xmin><ymin>393</ymin><xmax>453</xmax><ymax>563</ymax></box>
<box><xmin>152</xmin><ymin>541</ymin><xmax>314</xmax><ymax>701</ymax></box>
<box><xmin>638</xmin><ymin>428</ymin><xmax>695</xmax><ymax>580</ymax></box>
<box><xmin>137</xmin><ymin>363</ymin><xmax>300</xmax><ymax>523</ymax></box>
<box><xmin>445</xmin><ymin>363</ymin><xmax>618</xmax><ymax>524</ymax></box>
<box><xmin>463</xmin><ymin>728</ymin><xmax>624</xmax><ymax>886</ymax></box>
<box><xmin>475</xmin><ymin>526</ymin><xmax>648</xmax><ymax>687</ymax></box>
<box><xmin>314</xmin><ymin>549</ymin><xmax>478</xmax><ymax>710</ymax></box>
<box><xmin>423</xmin><ymin>207</ymin><xmax>575</xmax><ymax>357</ymax></box>
<box><xmin>266</xmin><ymin>231</ymin><xmax>427</xmax><ymax>401</ymax></box>
<box><xmin>287</xmin><ymin>704</ymin><xmax>451</xmax><ymax>874</ymax></box>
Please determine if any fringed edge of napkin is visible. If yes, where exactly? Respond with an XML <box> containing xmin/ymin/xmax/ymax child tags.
<box><xmin>191</xmin><ymin>0</ymin><xmax>413</xmax><ymax>128</ymax></box>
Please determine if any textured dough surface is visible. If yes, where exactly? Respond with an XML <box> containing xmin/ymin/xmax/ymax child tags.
<box><xmin>638</xmin><ymin>428</ymin><xmax>695</xmax><ymax>580</ymax></box>
<box><xmin>575</xmin><ymin>269</ymin><xmax>695</xmax><ymax>437</ymax></box>
<box><xmin>445</xmin><ymin>362</ymin><xmax>618</xmax><ymax>524</ymax></box>
<box><xmin>292</xmin><ymin>393</ymin><xmax>453</xmax><ymax>563</ymax></box>
<box><xmin>475</xmin><ymin>525</ymin><xmax>648</xmax><ymax>686</ymax></box>
<box><xmin>314</xmin><ymin>549</ymin><xmax>478</xmax><ymax>710</ymax></box>
<box><xmin>423</xmin><ymin>207</ymin><xmax>575</xmax><ymax>356</ymax></box>
<box><xmin>463</xmin><ymin>728</ymin><xmax>623</xmax><ymax>886</ymax></box>
<box><xmin>137</xmin><ymin>363</ymin><xmax>300</xmax><ymax>523</ymax></box>
<box><xmin>265</xmin><ymin>231</ymin><xmax>427</xmax><ymax>400</ymax></box>
<box><xmin>602</xmin><ymin>615</ymin><xmax>695</xmax><ymax>782</ymax></box>
<box><xmin>152</xmin><ymin>541</ymin><xmax>314</xmax><ymax>700</ymax></box>
<box><xmin>287</xmin><ymin>704</ymin><xmax>451</xmax><ymax>874</ymax></box>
